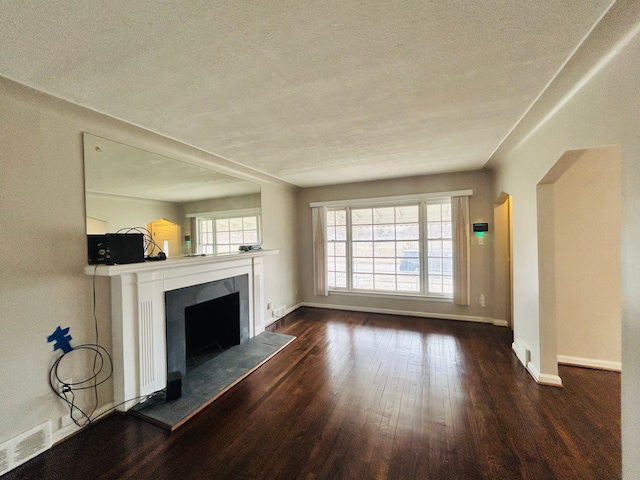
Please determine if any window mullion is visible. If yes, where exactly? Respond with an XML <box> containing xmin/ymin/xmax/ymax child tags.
<box><xmin>346</xmin><ymin>207</ymin><xmax>353</xmax><ymax>291</ymax></box>
<box><xmin>420</xmin><ymin>201</ymin><xmax>428</xmax><ymax>295</ymax></box>
<box><xmin>211</xmin><ymin>218</ymin><xmax>217</xmax><ymax>254</ymax></box>
<box><xmin>199</xmin><ymin>218</ymin><xmax>206</xmax><ymax>254</ymax></box>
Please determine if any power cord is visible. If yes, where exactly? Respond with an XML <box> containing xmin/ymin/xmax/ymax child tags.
<box><xmin>115</xmin><ymin>226</ymin><xmax>165</xmax><ymax>260</ymax></box>
<box><xmin>48</xmin><ymin>343</ymin><xmax>113</xmax><ymax>427</ymax></box>
<box><xmin>48</xmin><ymin>265</ymin><xmax>163</xmax><ymax>427</ymax></box>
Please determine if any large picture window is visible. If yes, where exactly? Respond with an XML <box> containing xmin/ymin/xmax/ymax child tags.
<box><xmin>317</xmin><ymin>192</ymin><xmax>469</xmax><ymax>300</ymax></box>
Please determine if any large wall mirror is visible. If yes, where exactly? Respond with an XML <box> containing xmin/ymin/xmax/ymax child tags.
<box><xmin>83</xmin><ymin>133</ymin><xmax>261</xmax><ymax>258</ymax></box>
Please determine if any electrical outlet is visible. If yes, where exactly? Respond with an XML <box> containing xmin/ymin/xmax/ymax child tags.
<box><xmin>267</xmin><ymin>301</ymin><xmax>272</xmax><ymax>311</ymax></box>
<box><xmin>59</xmin><ymin>413</ymin><xmax>73</xmax><ymax>429</ymax></box>
<box><xmin>479</xmin><ymin>294</ymin><xmax>485</xmax><ymax>307</ymax></box>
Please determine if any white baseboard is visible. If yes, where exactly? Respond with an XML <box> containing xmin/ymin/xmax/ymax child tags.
<box><xmin>512</xmin><ymin>339</ymin><xmax>531</xmax><ymax>368</ymax></box>
<box><xmin>287</xmin><ymin>303</ymin><xmax>302</xmax><ymax>314</ymax></box>
<box><xmin>558</xmin><ymin>354</ymin><xmax>621</xmax><ymax>372</ymax></box>
<box><xmin>525</xmin><ymin>361</ymin><xmax>563</xmax><ymax>387</ymax></box>
<box><xmin>526</xmin><ymin>360</ymin><xmax>540</xmax><ymax>382</ymax></box>
<box><xmin>302</xmin><ymin>302</ymin><xmax>503</xmax><ymax>326</ymax></box>
<box><xmin>51</xmin><ymin>401</ymin><xmax>115</xmax><ymax>445</ymax></box>
<box><xmin>493</xmin><ymin>319</ymin><xmax>509</xmax><ymax>327</ymax></box>
<box><xmin>265</xmin><ymin>303</ymin><xmax>303</xmax><ymax>326</ymax></box>
<box><xmin>537</xmin><ymin>371</ymin><xmax>563</xmax><ymax>387</ymax></box>
<box><xmin>512</xmin><ymin>339</ymin><xmax>563</xmax><ymax>387</ymax></box>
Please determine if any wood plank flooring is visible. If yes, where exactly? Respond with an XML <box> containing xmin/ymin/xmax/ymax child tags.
<box><xmin>5</xmin><ymin>307</ymin><xmax>620</xmax><ymax>479</ymax></box>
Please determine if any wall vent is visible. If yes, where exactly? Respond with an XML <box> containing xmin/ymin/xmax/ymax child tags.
<box><xmin>0</xmin><ymin>421</ymin><xmax>51</xmax><ymax>475</ymax></box>
<box><xmin>0</xmin><ymin>447</ymin><xmax>10</xmax><ymax>476</ymax></box>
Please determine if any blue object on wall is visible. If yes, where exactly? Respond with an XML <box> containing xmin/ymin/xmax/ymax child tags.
<box><xmin>47</xmin><ymin>326</ymin><xmax>73</xmax><ymax>354</ymax></box>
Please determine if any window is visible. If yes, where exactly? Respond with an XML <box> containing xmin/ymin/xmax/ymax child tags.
<box><xmin>322</xmin><ymin>194</ymin><xmax>464</xmax><ymax>299</ymax></box>
<box><xmin>426</xmin><ymin>201</ymin><xmax>453</xmax><ymax>295</ymax></box>
<box><xmin>326</xmin><ymin>209</ymin><xmax>347</xmax><ymax>288</ymax></box>
<box><xmin>214</xmin><ymin>216</ymin><xmax>259</xmax><ymax>253</ymax></box>
<box><xmin>198</xmin><ymin>218</ymin><xmax>215</xmax><ymax>254</ymax></box>
<box><xmin>194</xmin><ymin>211</ymin><xmax>260</xmax><ymax>254</ymax></box>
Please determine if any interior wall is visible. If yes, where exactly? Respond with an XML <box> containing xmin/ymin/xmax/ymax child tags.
<box><xmin>261</xmin><ymin>182</ymin><xmax>300</xmax><ymax>322</ymax></box>
<box><xmin>86</xmin><ymin>192</ymin><xmax>183</xmax><ymax>233</ymax></box>
<box><xmin>554</xmin><ymin>148</ymin><xmax>621</xmax><ymax>368</ymax></box>
<box><xmin>487</xmin><ymin>2</ymin><xmax>640</xmax><ymax>475</ymax></box>
<box><xmin>493</xmin><ymin>194</ymin><xmax>512</xmax><ymax>327</ymax></box>
<box><xmin>182</xmin><ymin>192</ymin><xmax>261</xmax><ymax>215</ymax></box>
<box><xmin>296</xmin><ymin>169</ymin><xmax>496</xmax><ymax>322</ymax></box>
<box><xmin>0</xmin><ymin>76</ymin><xmax>298</xmax><ymax>446</ymax></box>
<box><xmin>535</xmin><ymin>183</ymin><xmax>560</xmax><ymax>383</ymax></box>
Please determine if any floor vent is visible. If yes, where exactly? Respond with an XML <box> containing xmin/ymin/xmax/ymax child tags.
<box><xmin>0</xmin><ymin>422</ymin><xmax>51</xmax><ymax>476</ymax></box>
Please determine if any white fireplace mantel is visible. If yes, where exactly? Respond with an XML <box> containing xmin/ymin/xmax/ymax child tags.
<box><xmin>85</xmin><ymin>250</ymin><xmax>278</xmax><ymax>410</ymax></box>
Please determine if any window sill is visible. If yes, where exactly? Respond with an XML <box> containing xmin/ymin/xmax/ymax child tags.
<box><xmin>327</xmin><ymin>289</ymin><xmax>452</xmax><ymax>303</ymax></box>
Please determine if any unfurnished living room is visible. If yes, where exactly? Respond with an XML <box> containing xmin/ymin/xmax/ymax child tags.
<box><xmin>0</xmin><ymin>1</ymin><xmax>637</xmax><ymax>479</ymax></box>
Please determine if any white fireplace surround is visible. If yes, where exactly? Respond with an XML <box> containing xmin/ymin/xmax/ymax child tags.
<box><xmin>85</xmin><ymin>250</ymin><xmax>277</xmax><ymax>411</ymax></box>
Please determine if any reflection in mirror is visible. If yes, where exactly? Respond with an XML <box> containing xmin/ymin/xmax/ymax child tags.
<box><xmin>83</xmin><ymin>133</ymin><xmax>261</xmax><ymax>259</ymax></box>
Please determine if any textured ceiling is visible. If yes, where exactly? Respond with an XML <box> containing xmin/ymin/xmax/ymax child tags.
<box><xmin>0</xmin><ymin>1</ymin><xmax>612</xmax><ymax>187</ymax></box>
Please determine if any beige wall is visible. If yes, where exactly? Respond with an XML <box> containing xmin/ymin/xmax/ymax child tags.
<box><xmin>86</xmin><ymin>192</ymin><xmax>183</xmax><ymax>233</ymax></box>
<box><xmin>493</xmin><ymin>195</ymin><xmax>512</xmax><ymax>326</ymax></box>
<box><xmin>487</xmin><ymin>2</ymin><xmax>640</xmax><ymax>475</ymax></box>
<box><xmin>262</xmin><ymin>182</ymin><xmax>301</xmax><ymax>320</ymax></box>
<box><xmin>554</xmin><ymin>148</ymin><xmax>621</xmax><ymax>367</ymax></box>
<box><xmin>182</xmin><ymin>192</ymin><xmax>261</xmax><ymax>216</ymax></box>
<box><xmin>0</xmin><ymin>77</ymin><xmax>298</xmax><ymax>445</ymax></box>
<box><xmin>296</xmin><ymin>170</ymin><xmax>497</xmax><ymax>322</ymax></box>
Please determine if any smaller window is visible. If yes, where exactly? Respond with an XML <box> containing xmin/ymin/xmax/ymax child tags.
<box><xmin>193</xmin><ymin>211</ymin><xmax>261</xmax><ymax>254</ymax></box>
<box><xmin>198</xmin><ymin>218</ymin><xmax>215</xmax><ymax>254</ymax></box>
<box><xmin>215</xmin><ymin>216</ymin><xmax>259</xmax><ymax>253</ymax></box>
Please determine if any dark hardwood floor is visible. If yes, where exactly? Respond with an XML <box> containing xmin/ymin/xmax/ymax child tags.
<box><xmin>6</xmin><ymin>308</ymin><xmax>620</xmax><ymax>479</ymax></box>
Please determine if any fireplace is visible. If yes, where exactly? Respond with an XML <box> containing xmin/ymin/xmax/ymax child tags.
<box><xmin>85</xmin><ymin>251</ymin><xmax>277</xmax><ymax>411</ymax></box>
<box><xmin>165</xmin><ymin>275</ymin><xmax>249</xmax><ymax>378</ymax></box>
<box><xmin>185</xmin><ymin>293</ymin><xmax>240</xmax><ymax>368</ymax></box>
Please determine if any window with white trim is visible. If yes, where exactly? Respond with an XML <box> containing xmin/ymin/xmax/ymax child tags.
<box><xmin>193</xmin><ymin>211</ymin><xmax>261</xmax><ymax>254</ymax></box>
<box><xmin>325</xmin><ymin>197</ymin><xmax>454</xmax><ymax>297</ymax></box>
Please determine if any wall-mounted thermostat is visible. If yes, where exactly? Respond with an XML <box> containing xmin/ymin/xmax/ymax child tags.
<box><xmin>472</xmin><ymin>222</ymin><xmax>489</xmax><ymax>232</ymax></box>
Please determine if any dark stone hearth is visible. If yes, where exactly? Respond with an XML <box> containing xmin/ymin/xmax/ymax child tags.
<box><xmin>131</xmin><ymin>331</ymin><xmax>295</xmax><ymax>430</ymax></box>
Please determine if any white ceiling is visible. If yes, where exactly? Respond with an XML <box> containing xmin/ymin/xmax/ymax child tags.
<box><xmin>0</xmin><ymin>1</ymin><xmax>612</xmax><ymax>187</ymax></box>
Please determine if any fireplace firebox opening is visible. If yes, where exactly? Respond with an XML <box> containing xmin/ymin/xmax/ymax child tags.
<box><xmin>185</xmin><ymin>292</ymin><xmax>240</xmax><ymax>371</ymax></box>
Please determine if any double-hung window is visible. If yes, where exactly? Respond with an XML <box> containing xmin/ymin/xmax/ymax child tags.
<box><xmin>316</xmin><ymin>191</ymin><xmax>470</xmax><ymax>300</ymax></box>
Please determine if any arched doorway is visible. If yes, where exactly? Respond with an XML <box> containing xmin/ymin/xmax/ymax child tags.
<box><xmin>537</xmin><ymin>146</ymin><xmax>622</xmax><ymax>384</ymax></box>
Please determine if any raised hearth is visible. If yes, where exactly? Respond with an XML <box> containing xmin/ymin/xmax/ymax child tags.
<box><xmin>86</xmin><ymin>250</ymin><xmax>278</xmax><ymax>411</ymax></box>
